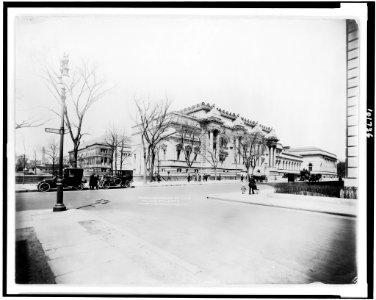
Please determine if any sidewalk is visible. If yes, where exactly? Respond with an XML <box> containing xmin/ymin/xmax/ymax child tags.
<box><xmin>207</xmin><ymin>190</ymin><xmax>357</xmax><ymax>217</ymax></box>
<box><xmin>16</xmin><ymin>209</ymin><xmax>216</xmax><ymax>285</ymax></box>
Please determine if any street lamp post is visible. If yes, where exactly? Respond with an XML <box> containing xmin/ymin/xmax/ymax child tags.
<box><xmin>53</xmin><ymin>55</ymin><xmax>69</xmax><ymax>212</ymax></box>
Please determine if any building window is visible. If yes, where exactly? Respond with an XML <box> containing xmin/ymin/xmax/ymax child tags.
<box><xmin>176</xmin><ymin>144</ymin><xmax>182</xmax><ymax>160</ymax></box>
<box><xmin>308</xmin><ymin>163</ymin><xmax>313</xmax><ymax>171</ymax></box>
<box><xmin>177</xmin><ymin>168</ymin><xmax>182</xmax><ymax>173</ymax></box>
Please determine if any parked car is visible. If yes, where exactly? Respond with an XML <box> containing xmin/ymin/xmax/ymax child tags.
<box><xmin>99</xmin><ymin>170</ymin><xmax>134</xmax><ymax>189</ymax></box>
<box><xmin>98</xmin><ymin>175</ymin><xmax>121</xmax><ymax>189</ymax></box>
<box><xmin>308</xmin><ymin>174</ymin><xmax>322</xmax><ymax>182</ymax></box>
<box><xmin>113</xmin><ymin>170</ymin><xmax>134</xmax><ymax>188</ymax></box>
<box><xmin>37</xmin><ymin>168</ymin><xmax>86</xmax><ymax>192</ymax></box>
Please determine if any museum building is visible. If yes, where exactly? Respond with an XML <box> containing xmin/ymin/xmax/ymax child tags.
<box><xmin>132</xmin><ymin>103</ymin><xmax>337</xmax><ymax>180</ymax></box>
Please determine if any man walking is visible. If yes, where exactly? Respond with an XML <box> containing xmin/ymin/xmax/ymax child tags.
<box><xmin>248</xmin><ymin>175</ymin><xmax>257</xmax><ymax>195</ymax></box>
<box><xmin>89</xmin><ymin>173</ymin><xmax>95</xmax><ymax>190</ymax></box>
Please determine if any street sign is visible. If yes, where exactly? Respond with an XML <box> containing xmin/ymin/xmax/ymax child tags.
<box><xmin>45</xmin><ymin>128</ymin><xmax>66</xmax><ymax>134</ymax></box>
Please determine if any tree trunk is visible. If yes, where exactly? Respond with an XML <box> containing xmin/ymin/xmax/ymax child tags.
<box><xmin>142</xmin><ymin>138</ymin><xmax>147</xmax><ymax>184</ymax></box>
<box><xmin>214</xmin><ymin>167</ymin><xmax>217</xmax><ymax>180</ymax></box>
<box><xmin>149</xmin><ymin>150</ymin><xmax>156</xmax><ymax>182</ymax></box>
<box><xmin>143</xmin><ymin>151</ymin><xmax>147</xmax><ymax>184</ymax></box>
<box><xmin>114</xmin><ymin>145</ymin><xmax>118</xmax><ymax>171</ymax></box>
<box><xmin>73</xmin><ymin>147</ymin><xmax>78</xmax><ymax>168</ymax></box>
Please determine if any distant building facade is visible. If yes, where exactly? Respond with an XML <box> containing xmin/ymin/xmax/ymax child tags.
<box><xmin>286</xmin><ymin>147</ymin><xmax>338</xmax><ymax>177</ymax></box>
<box><xmin>132</xmin><ymin>103</ymin><xmax>337</xmax><ymax>180</ymax></box>
<box><xmin>69</xmin><ymin>138</ymin><xmax>132</xmax><ymax>175</ymax></box>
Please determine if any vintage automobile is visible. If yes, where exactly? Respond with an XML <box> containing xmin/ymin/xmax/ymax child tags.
<box><xmin>98</xmin><ymin>170</ymin><xmax>134</xmax><ymax>189</ymax></box>
<box><xmin>308</xmin><ymin>174</ymin><xmax>322</xmax><ymax>182</ymax></box>
<box><xmin>113</xmin><ymin>170</ymin><xmax>134</xmax><ymax>187</ymax></box>
<box><xmin>37</xmin><ymin>168</ymin><xmax>86</xmax><ymax>192</ymax></box>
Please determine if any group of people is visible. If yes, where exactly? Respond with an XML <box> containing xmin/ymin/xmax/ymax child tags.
<box><xmin>241</xmin><ymin>175</ymin><xmax>258</xmax><ymax>195</ymax></box>
<box><xmin>89</xmin><ymin>173</ymin><xmax>99</xmax><ymax>190</ymax></box>
<box><xmin>187</xmin><ymin>173</ymin><xmax>210</xmax><ymax>182</ymax></box>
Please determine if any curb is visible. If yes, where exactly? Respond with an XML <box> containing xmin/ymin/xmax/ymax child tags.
<box><xmin>15</xmin><ymin>181</ymin><xmax>240</xmax><ymax>193</ymax></box>
<box><xmin>134</xmin><ymin>181</ymin><xmax>238</xmax><ymax>188</ymax></box>
<box><xmin>16</xmin><ymin>189</ymin><xmax>39</xmax><ymax>193</ymax></box>
<box><xmin>207</xmin><ymin>195</ymin><xmax>357</xmax><ymax>218</ymax></box>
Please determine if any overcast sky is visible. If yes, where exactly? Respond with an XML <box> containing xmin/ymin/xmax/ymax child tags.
<box><xmin>13</xmin><ymin>13</ymin><xmax>346</xmax><ymax>160</ymax></box>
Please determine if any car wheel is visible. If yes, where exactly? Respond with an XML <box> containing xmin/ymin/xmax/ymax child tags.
<box><xmin>38</xmin><ymin>182</ymin><xmax>50</xmax><ymax>192</ymax></box>
<box><xmin>76</xmin><ymin>184</ymin><xmax>84</xmax><ymax>190</ymax></box>
<box><xmin>114</xmin><ymin>178</ymin><xmax>121</xmax><ymax>185</ymax></box>
<box><xmin>103</xmin><ymin>182</ymin><xmax>110</xmax><ymax>189</ymax></box>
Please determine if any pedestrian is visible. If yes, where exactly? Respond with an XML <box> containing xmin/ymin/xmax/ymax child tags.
<box><xmin>89</xmin><ymin>173</ymin><xmax>95</xmax><ymax>190</ymax></box>
<box><xmin>241</xmin><ymin>184</ymin><xmax>247</xmax><ymax>194</ymax></box>
<box><xmin>93</xmin><ymin>173</ymin><xmax>99</xmax><ymax>190</ymax></box>
<box><xmin>187</xmin><ymin>173</ymin><xmax>191</xmax><ymax>182</ymax></box>
<box><xmin>248</xmin><ymin>175</ymin><xmax>257</xmax><ymax>195</ymax></box>
<box><xmin>241</xmin><ymin>175</ymin><xmax>244</xmax><ymax>182</ymax></box>
<box><xmin>167</xmin><ymin>171</ymin><xmax>171</xmax><ymax>181</ymax></box>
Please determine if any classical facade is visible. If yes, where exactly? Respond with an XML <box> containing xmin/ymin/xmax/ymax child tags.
<box><xmin>131</xmin><ymin>103</ymin><xmax>326</xmax><ymax>180</ymax></box>
<box><xmin>69</xmin><ymin>137</ymin><xmax>132</xmax><ymax>176</ymax></box>
<box><xmin>286</xmin><ymin>147</ymin><xmax>338</xmax><ymax>177</ymax></box>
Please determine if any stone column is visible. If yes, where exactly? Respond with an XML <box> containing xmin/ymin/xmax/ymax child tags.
<box><xmin>236</xmin><ymin>137</ymin><xmax>239</xmax><ymax>163</ymax></box>
<box><xmin>209</xmin><ymin>131</ymin><xmax>213</xmax><ymax>151</ymax></box>
<box><xmin>273</xmin><ymin>147</ymin><xmax>277</xmax><ymax>167</ymax></box>
<box><xmin>268</xmin><ymin>146</ymin><xmax>272</xmax><ymax>166</ymax></box>
<box><xmin>237</xmin><ymin>137</ymin><xmax>241</xmax><ymax>164</ymax></box>
<box><xmin>270</xmin><ymin>147</ymin><xmax>274</xmax><ymax>167</ymax></box>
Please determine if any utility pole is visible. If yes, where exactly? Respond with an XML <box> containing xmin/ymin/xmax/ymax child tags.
<box><xmin>53</xmin><ymin>54</ymin><xmax>69</xmax><ymax>212</ymax></box>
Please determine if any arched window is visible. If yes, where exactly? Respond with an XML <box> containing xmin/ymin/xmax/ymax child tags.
<box><xmin>185</xmin><ymin>145</ymin><xmax>192</xmax><ymax>160</ymax></box>
<box><xmin>161</xmin><ymin>144</ymin><xmax>167</xmax><ymax>160</ymax></box>
<box><xmin>219</xmin><ymin>136</ymin><xmax>228</xmax><ymax>148</ymax></box>
<box><xmin>193</xmin><ymin>146</ymin><xmax>200</xmax><ymax>161</ymax></box>
<box><xmin>308</xmin><ymin>163</ymin><xmax>313</xmax><ymax>172</ymax></box>
<box><xmin>176</xmin><ymin>144</ymin><xmax>183</xmax><ymax>160</ymax></box>
<box><xmin>213</xmin><ymin>130</ymin><xmax>218</xmax><ymax>150</ymax></box>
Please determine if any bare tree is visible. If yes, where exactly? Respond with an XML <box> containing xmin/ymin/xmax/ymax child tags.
<box><xmin>238</xmin><ymin>126</ymin><xmax>267</xmax><ymax>176</ymax></box>
<box><xmin>32</xmin><ymin>149</ymin><xmax>37</xmax><ymax>175</ymax></box>
<box><xmin>174</xmin><ymin>118</ymin><xmax>202</xmax><ymax>175</ymax></box>
<box><xmin>134</xmin><ymin>99</ymin><xmax>175</xmax><ymax>183</ymax></box>
<box><xmin>105</xmin><ymin>126</ymin><xmax>120</xmax><ymax>172</ymax></box>
<box><xmin>15</xmin><ymin>94</ymin><xmax>50</xmax><ymax>130</ymax></box>
<box><xmin>201</xmin><ymin>130</ymin><xmax>229</xmax><ymax>180</ymax></box>
<box><xmin>46</xmin><ymin>138</ymin><xmax>59</xmax><ymax>175</ymax></box>
<box><xmin>16</xmin><ymin>119</ymin><xmax>47</xmax><ymax>130</ymax></box>
<box><xmin>43</xmin><ymin>58</ymin><xmax>111</xmax><ymax>167</ymax></box>
<box><xmin>118</xmin><ymin>131</ymin><xmax>131</xmax><ymax>171</ymax></box>
<box><xmin>16</xmin><ymin>154</ymin><xmax>28</xmax><ymax>172</ymax></box>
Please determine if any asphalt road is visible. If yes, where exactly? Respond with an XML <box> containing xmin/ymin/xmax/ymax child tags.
<box><xmin>15</xmin><ymin>183</ymin><xmax>356</xmax><ymax>284</ymax></box>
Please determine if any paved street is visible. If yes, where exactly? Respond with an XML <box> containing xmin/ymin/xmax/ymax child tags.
<box><xmin>15</xmin><ymin>183</ymin><xmax>356</xmax><ymax>284</ymax></box>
